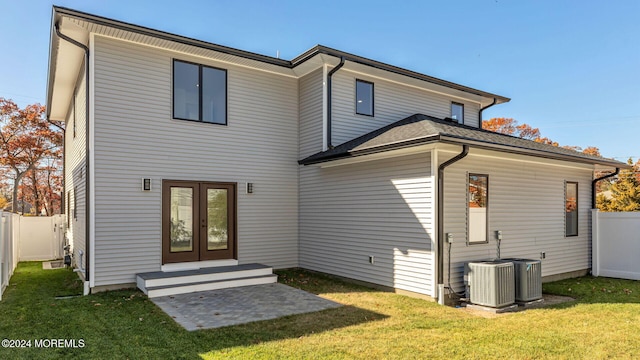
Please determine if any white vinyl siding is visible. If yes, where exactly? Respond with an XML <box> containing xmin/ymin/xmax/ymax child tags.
<box><xmin>64</xmin><ymin>61</ymin><xmax>87</xmax><ymax>275</ymax></box>
<box><xmin>331</xmin><ymin>69</ymin><xmax>480</xmax><ymax>146</ymax></box>
<box><xmin>299</xmin><ymin>153</ymin><xmax>435</xmax><ymax>296</ymax></box>
<box><xmin>299</xmin><ymin>68</ymin><xmax>324</xmax><ymax>158</ymax></box>
<box><xmin>92</xmin><ymin>35</ymin><xmax>299</xmax><ymax>287</ymax></box>
<box><xmin>440</xmin><ymin>149</ymin><xmax>593</xmax><ymax>292</ymax></box>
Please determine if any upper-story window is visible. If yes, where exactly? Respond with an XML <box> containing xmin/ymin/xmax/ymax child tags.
<box><xmin>173</xmin><ymin>60</ymin><xmax>227</xmax><ymax>125</ymax></box>
<box><xmin>356</xmin><ymin>79</ymin><xmax>374</xmax><ymax>116</ymax></box>
<box><xmin>451</xmin><ymin>102</ymin><xmax>464</xmax><ymax>124</ymax></box>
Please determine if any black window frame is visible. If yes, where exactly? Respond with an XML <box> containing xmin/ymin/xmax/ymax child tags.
<box><xmin>467</xmin><ymin>173</ymin><xmax>489</xmax><ymax>245</ymax></box>
<box><xmin>451</xmin><ymin>102</ymin><xmax>464</xmax><ymax>124</ymax></box>
<box><xmin>172</xmin><ymin>59</ymin><xmax>228</xmax><ymax>125</ymax></box>
<box><xmin>66</xmin><ymin>190</ymin><xmax>71</xmax><ymax>224</ymax></box>
<box><xmin>355</xmin><ymin>79</ymin><xmax>374</xmax><ymax>117</ymax></box>
<box><xmin>73</xmin><ymin>186</ymin><xmax>77</xmax><ymax>221</ymax></box>
<box><xmin>565</xmin><ymin>181</ymin><xmax>578</xmax><ymax>237</ymax></box>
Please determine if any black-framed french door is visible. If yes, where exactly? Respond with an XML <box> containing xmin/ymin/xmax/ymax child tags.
<box><xmin>162</xmin><ymin>180</ymin><xmax>236</xmax><ymax>264</ymax></box>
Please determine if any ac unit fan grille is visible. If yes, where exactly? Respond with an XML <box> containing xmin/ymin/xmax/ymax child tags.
<box><xmin>466</xmin><ymin>261</ymin><xmax>515</xmax><ymax>308</ymax></box>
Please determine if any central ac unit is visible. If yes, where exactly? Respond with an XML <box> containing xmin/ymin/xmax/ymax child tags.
<box><xmin>465</xmin><ymin>260</ymin><xmax>515</xmax><ymax>308</ymax></box>
<box><xmin>502</xmin><ymin>258</ymin><xmax>542</xmax><ymax>302</ymax></box>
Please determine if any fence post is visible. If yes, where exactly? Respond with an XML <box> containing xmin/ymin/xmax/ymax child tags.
<box><xmin>591</xmin><ymin>209</ymin><xmax>599</xmax><ymax>277</ymax></box>
<box><xmin>0</xmin><ymin>211</ymin><xmax>4</xmax><ymax>300</ymax></box>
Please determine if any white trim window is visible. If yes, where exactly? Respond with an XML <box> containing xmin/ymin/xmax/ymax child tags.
<box><xmin>355</xmin><ymin>79</ymin><xmax>374</xmax><ymax>116</ymax></box>
<box><xmin>565</xmin><ymin>181</ymin><xmax>578</xmax><ymax>236</ymax></box>
<box><xmin>468</xmin><ymin>173</ymin><xmax>488</xmax><ymax>244</ymax></box>
<box><xmin>451</xmin><ymin>102</ymin><xmax>464</xmax><ymax>124</ymax></box>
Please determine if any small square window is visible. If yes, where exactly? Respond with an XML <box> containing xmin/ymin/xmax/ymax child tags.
<box><xmin>451</xmin><ymin>102</ymin><xmax>464</xmax><ymax>124</ymax></box>
<box><xmin>356</xmin><ymin>79</ymin><xmax>374</xmax><ymax>116</ymax></box>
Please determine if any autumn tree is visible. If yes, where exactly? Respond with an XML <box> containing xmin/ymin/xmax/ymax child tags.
<box><xmin>482</xmin><ymin>117</ymin><xmax>517</xmax><ymax>136</ymax></box>
<box><xmin>597</xmin><ymin>158</ymin><xmax>640</xmax><ymax>212</ymax></box>
<box><xmin>20</xmin><ymin>159</ymin><xmax>62</xmax><ymax>215</ymax></box>
<box><xmin>482</xmin><ymin>117</ymin><xmax>627</xmax><ymax>203</ymax></box>
<box><xmin>0</xmin><ymin>173</ymin><xmax>9</xmax><ymax>210</ymax></box>
<box><xmin>483</xmin><ymin>118</ymin><xmax>542</xmax><ymax>140</ymax></box>
<box><xmin>0</xmin><ymin>98</ymin><xmax>63</xmax><ymax>214</ymax></box>
<box><xmin>582</xmin><ymin>147</ymin><xmax>602</xmax><ymax>157</ymax></box>
<box><xmin>516</xmin><ymin>123</ymin><xmax>541</xmax><ymax>140</ymax></box>
<box><xmin>483</xmin><ymin>117</ymin><xmax>600</xmax><ymax>155</ymax></box>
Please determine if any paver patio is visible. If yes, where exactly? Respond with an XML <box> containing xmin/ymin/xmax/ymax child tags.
<box><xmin>151</xmin><ymin>283</ymin><xmax>341</xmax><ymax>330</ymax></box>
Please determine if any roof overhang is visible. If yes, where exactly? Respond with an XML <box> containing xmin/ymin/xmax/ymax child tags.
<box><xmin>300</xmin><ymin>132</ymin><xmax>629</xmax><ymax>171</ymax></box>
<box><xmin>47</xmin><ymin>11</ymin><xmax>89</xmax><ymax>121</ymax></box>
<box><xmin>437</xmin><ymin>136</ymin><xmax>629</xmax><ymax>170</ymax></box>
<box><xmin>294</xmin><ymin>46</ymin><xmax>509</xmax><ymax>108</ymax></box>
<box><xmin>46</xmin><ymin>6</ymin><xmax>510</xmax><ymax>120</ymax></box>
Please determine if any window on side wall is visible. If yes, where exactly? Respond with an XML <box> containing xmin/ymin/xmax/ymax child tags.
<box><xmin>565</xmin><ymin>181</ymin><xmax>578</xmax><ymax>236</ymax></box>
<box><xmin>356</xmin><ymin>79</ymin><xmax>374</xmax><ymax>116</ymax></box>
<box><xmin>468</xmin><ymin>174</ymin><xmax>488</xmax><ymax>244</ymax></box>
<box><xmin>173</xmin><ymin>59</ymin><xmax>227</xmax><ymax>125</ymax></box>
<box><xmin>451</xmin><ymin>102</ymin><xmax>464</xmax><ymax>124</ymax></box>
<box><xmin>73</xmin><ymin>186</ymin><xmax>77</xmax><ymax>221</ymax></box>
<box><xmin>66</xmin><ymin>191</ymin><xmax>71</xmax><ymax>225</ymax></box>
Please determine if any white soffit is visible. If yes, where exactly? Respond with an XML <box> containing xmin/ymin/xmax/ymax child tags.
<box><xmin>49</xmin><ymin>18</ymin><xmax>88</xmax><ymax>121</ymax></box>
<box><xmin>318</xmin><ymin>144</ymin><xmax>437</xmax><ymax>168</ymax></box>
<box><xmin>291</xmin><ymin>53</ymin><xmax>327</xmax><ymax>78</ymax></box>
<box><xmin>52</xmin><ymin>12</ymin><xmax>501</xmax><ymax>114</ymax></box>
<box><xmin>464</xmin><ymin>146</ymin><xmax>597</xmax><ymax>171</ymax></box>
<box><xmin>69</xmin><ymin>18</ymin><xmax>297</xmax><ymax>78</ymax></box>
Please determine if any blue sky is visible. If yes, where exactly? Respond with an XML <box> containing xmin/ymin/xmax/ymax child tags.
<box><xmin>2</xmin><ymin>0</ymin><xmax>638</xmax><ymax>161</ymax></box>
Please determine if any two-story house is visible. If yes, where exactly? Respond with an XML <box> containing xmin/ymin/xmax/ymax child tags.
<box><xmin>47</xmin><ymin>6</ymin><xmax>625</xmax><ymax>303</ymax></box>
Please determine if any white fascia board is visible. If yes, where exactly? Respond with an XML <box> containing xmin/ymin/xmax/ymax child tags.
<box><xmin>318</xmin><ymin>144</ymin><xmax>437</xmax><ymax>168</ymax></box>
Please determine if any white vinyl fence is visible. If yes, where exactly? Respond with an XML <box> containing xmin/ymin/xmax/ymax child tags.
<box><xmin>0</xmin><ymin>211</ymin><xmax>20</xmax><ymax>300</ymax></box>
<box><xmin>0</xmin><ymin>212</ymin><xmax>66</xmax><ymax>300</ymax></box>
<box><xmin>19</xmin><ymin>215</ymin><xmax>66</xmax><ymax>261</ymax></box>
<box><xmin>592</xmin><ymin>209</ymin><xmax>640</xmax><ymax>280</ymax></box>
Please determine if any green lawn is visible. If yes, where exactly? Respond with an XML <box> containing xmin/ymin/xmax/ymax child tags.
<box><xmin>1</xmin><ymin>262</ymin><xmax>640</xmax><ymax>359</ymax></box>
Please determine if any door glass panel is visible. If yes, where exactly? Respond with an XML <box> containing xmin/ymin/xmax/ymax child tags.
<box><xmin>207</xmin><ymin>189</ymin><xmax>228</xmax><ymax>250</ymax></box>
<box><xmin>170</xmin><ymin>187</ymin><xmax>193</xmax><ymax>252</ymax></box>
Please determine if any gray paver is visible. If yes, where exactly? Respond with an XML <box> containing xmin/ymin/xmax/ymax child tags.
<box><xmin>151</xmin><ymin>283</ymin><xmax>341</xmax><ymax>330</ymax></box>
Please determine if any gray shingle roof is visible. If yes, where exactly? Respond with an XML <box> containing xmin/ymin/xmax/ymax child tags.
<box><xmin>299</xmin><ymin>114</ymin><xmax>626</xmax><ymax>168</ymax></box>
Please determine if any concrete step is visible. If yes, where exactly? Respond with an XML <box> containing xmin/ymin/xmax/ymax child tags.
<box><xmin>136</xmin><ymin>263</ymin><xmax>277</xmax><ymax>298</ymax></box>
<box><xmin>144</xmin><ymin>274</ymin><xmax>278</xmax><ymax>298</ymax></box>
<box><xmin>161</xmin><ymin>259</ymin><xmax>239</xmax><ymax>272</ymax></box>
